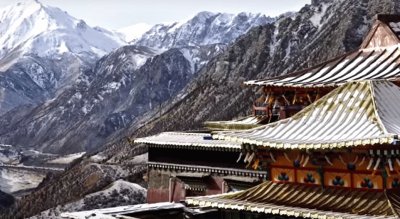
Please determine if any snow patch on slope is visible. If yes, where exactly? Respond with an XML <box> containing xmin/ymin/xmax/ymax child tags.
<box><xmin>33</xmin><ymin>180</ymin><xmax>146</xmax><ymax>218</ymax></box>
<box><xmin>0</xmin><ymin>168</ymin><xmax>46</xmax><ymax>194</ymax></box>
<box><xmin>47</xmin><ymin>152</ymin><xmax>85</xmax><ymax>164</ymax></box>
<box><xmin>309</xmin><ymin>2</ymin><xmax>330</xmax><ymax>28</ymax></box>
<box><xmin>117</xmin><ymin>23</ymin><xmax>152</xmax><ymax>42</ymax></box>
<box><xmin>61</xmin><ymin>202</ymin><xmax>184</xmax><ymax>219</ymax></box>
<box><xmin>89</xmin><ymin>180</ymin><xmax>146</xmax><ymax>198</ymax></box>
<box><xmin>134</xmin><ymin>11</ymin><xmax>274</xmax><ymax>50</ymax></box>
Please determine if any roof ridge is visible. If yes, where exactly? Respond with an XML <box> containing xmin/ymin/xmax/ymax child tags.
<box><xmin>289</xmin><ymin>82</ymin><xmax>347</xmax><ymax>120</ymax></box>
<box><xmin>244</xmin><ymin>49</ymin><xmax>359</xmax><ymax>85</ymax></box>
<box><xmin>161</xmin><ymin>132</ymin><xmax>210</xmax><ymax>136</ymax></box>
<box><xmin>215</xmin><ymin>80</ymin><xmax>398</xmax><ymax>149</ymax></box>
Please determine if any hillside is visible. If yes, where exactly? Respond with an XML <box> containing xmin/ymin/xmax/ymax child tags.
<box><xmin>0</xmin><ymin>11</ymin><xmax>270</xmax><ymax>154</ymax></box>
<box><xmin>5</xmin><ymin>0</ymin><xmax>400</xmax><ymax>217</ymax></box>
<box><xmin>0</xmin><ymin>0</ymin><xmax>124</xmax><ymax>115</ymax></box>
<box><xmin>127</xmin><ymin>0</ymin><xmax>399</xmax><ymax>137</ymax></box>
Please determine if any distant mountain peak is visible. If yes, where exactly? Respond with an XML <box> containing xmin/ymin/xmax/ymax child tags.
<box><xmin>195</xmin><ymin>11</ymin><xmax>217</xmax><ymax>18</ymax></box>
<box><xmin>134</xmin><ymin>11</ymin><xmax>275</xmax><ymax>49</ymax></box>
<box><xmin>0</xmin><ymin>0</ymin><xmax>125</xmax><ymax>115</ymax></box>
<box><xmin>0</xmin><ymin>0</ymin><xmax>124</xmax><ymax>60</ymax></box>
<box><xmin>5</xmin><ymin>0</ymin><xmax>49</xmax><ymax>18</ymax></box>
<box><xmin>14</xmin><ymin>0</ymin><xmax>42</xmax><ymax>7</ymax></box>
<box><xmin>0</xmin><ymin>8</ymin><xmax>275</xmax><ymax>153</ymax></box>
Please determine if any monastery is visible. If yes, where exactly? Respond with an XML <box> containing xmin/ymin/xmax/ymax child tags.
<box><xmin>135</xmin><ymin>14</ymin><xmax>400</xmax><ymax>218</ymax></box>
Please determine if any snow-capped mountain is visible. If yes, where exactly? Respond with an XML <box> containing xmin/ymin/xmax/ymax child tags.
<box><xmin>0</xmin><ymin>0</ymin><xmax>125</xmax><ymax>115</ymax></box>
<box><xmin>0</xmin><ymin>45</ymin><xmax>212</xmax><ymax>153</ymax></box>
<box><xmin>0</xmin><ymin>8</ymin><xmax>271</xmax><ymax>153</ymax></box>
<box><xmin>134</xmin><ymin>12</ymin><xmax>275</xmax><ymax>49</ymax></box>
<box><xmin>0</xmin><ymin>0</ymin><xmax>124</xmax><ymax>60</ymax></box>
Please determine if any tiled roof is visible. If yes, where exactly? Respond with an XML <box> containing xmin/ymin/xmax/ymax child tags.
<box><xmin>245</xmin><ymin>15</ymin><xmax>400</xmax><ymax>88</ymax></box>
<box><xmin>204</xmin><ymin>116</ymin><xmax>266</xmax><ymax>131</ymax></box>
<box><xmin>213</xmin><ymin>80</ymin><xmax>400</xmax><ymax>149</ymax></box>
<box><xmin>245</xmin><ymin>46</ymin><xmax>400</xmax><ymax>87</ymax></box>
<box><xmin>187</xmin><ymin>181</ymin><xmax>400</xmax><ymax>218</ymax></box>
<box><xmin>134</xmin><ymin>132</ymin><xmax>241</xmax><ymax>150</ymax></box>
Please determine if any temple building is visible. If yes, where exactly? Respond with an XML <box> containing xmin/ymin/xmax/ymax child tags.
<box><xmin>136</xmin><ymin>14</ymin><xmax>400</xmax><ymax>218</ymax></box>
<box><xmin>187</xmin><ymin>80</ymin><xmax>400</xmax><ymax>218</ymax></box>
<box><xmin>247</xmin><ymin>14</ymin><xmax>400</xmax><ymax>121</ymax></box>
<box><xmin>135</xmin><ymin>132</ymin><xmax>267</xmax><ymax>203</ymax></box>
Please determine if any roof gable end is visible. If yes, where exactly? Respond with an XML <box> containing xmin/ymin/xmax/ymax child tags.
<box><xmin>361</xmin><ymin>14</ymin><xmax>400</xmax><ymax>49</ymax></box>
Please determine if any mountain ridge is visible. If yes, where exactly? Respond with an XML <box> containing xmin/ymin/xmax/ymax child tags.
<box><xmin>0</xmin><ymin>0</ymin><xmax>125</xmax><ymax>115</ymax></box>
<box><xmin>133</xmin><ymin>11</ymin><xmax>275</xmax><ymax>49</ymax></box>
<box><xmin>0</xmin><ymin>6</ymin><xmax>270</xmax><ymax>154</ymax></box>
<box><xmin>121</xmin><ymin>0</ymin><xmax>399</xmax><ymax>137</ymax></box>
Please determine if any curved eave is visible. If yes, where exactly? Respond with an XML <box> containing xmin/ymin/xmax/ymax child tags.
<box><xmin>186</xmin><ymin>198</ymin><xmax>397</xmax><ymax>219</ymax></box>
<box><xmin>213</xmin><ymin>134</ymin><xmax>398</xmax><ymax>150</ymax></box>
<box><xmin>134</xmin><ymin>139</ymin><xmax>241</xmax><ymax>150</ymax></box>
<box><xmin>244</xmin><ymin>77</ymin><xmax>400</xmax><ymax>88</ymax></box>
<box><xmin>243</xmin><ymin>49</ymin><xmax>358</xmax><ymax>88</ymax></box>
<box><xmin>245</xmin><ymin>46</ymin><xmax>400</xmax><ymax>88</ymax></box>
<box><xmin>244</xmin><ymin>81</ymin><xmax>340</xmax><ymax>88</ymax></box>
<box><xmin>204</xmin><ymin>121</ymin><xmax>262</xmax><ymax>131</ymax></box>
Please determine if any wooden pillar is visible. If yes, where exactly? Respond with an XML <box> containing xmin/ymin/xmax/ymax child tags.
<box><xmin>279</xmin><ymin>106</ymin><xmax>287</xmax><ymax>119</ymax></box>
<box><xmin>350</xmin><ymin>172</ymin><xmax>354</xmax><ymax>189</ymax></box>
<box><xmin>221</xmin><ymin>181</ymin><xmax>226</xmax><ymax>193</ymax></box>
<box><xmin>317</xmin><ymin>166</ymin><xmax>324</xmax><ymax>189</ymax></box>
<box><xmin>267</xmin><ymin>165</ymin><xmax>272</xmax><ymax>181</ymax></box>
<box><xmin>382</xmin><ymin>167</ymin><xmax>388</xmax><ymax>189</ymax></box>
<box><xmin>168</xmin><ymin>177</ymin><xmax>176</xmax><ymax>202</ymax></box>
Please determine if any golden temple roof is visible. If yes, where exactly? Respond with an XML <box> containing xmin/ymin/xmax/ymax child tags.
<box><xmin>204</xmin><ymin>116</ymin><xmax>265</xmax><ymax>131</ymax></box>
<box><xmin>245</xmin><ymin>46</ymin><xmax>400</xmax><ymax>88</ymax></box>
<box><xmin>213</xmin><ymin>80</ymin><xmax>400</xmax><ymax>149</ymax></box>
<box><xmin>187</xmin><ymin>181</ymin><xmax>400</xmax><ymax>218</ymax></box>
<box><xmin>245</xmin><ymin>15</ymin><xmax>400</xmax><ymax>88</ymax></box>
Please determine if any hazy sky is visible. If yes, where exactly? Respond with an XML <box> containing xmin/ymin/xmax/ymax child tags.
<box><xmin>0</xmin><ymin>0</ymin><xmax>310</xmax><ymax>29</ymax></box>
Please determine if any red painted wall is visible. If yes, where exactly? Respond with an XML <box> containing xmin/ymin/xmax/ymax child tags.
<box><xmin>147</xmin><ymin>169</ymin><xmax>226</xmax><ymax>203</ymax></box>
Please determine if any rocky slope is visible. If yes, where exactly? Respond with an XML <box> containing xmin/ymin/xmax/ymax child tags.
<box><xmin>0</xmin><ymin>190</ymin><xmax>14</xmax><ymax>212</ymax></box>
<box><xmin>125</xmin><ymin>0</ymin><xmax>400</xmax><ymax>137</ymax></box>
<box><xmin>134</xmin><ymin>12</ymin><xmax>274</xmax><ymax>49</ymax></box>
<box><xmin>0</xmin><ymin>0</ymin><xmax>124</xmax><ymax>115</ymax></box>
<box><xmin>0</xmin><ymin>44</ymin><xmax>225</xmax><ymax>154</ymax></box>
<box><xmin>32</xmin><ymin>179</ymin><xmax>146</xmax><ymax>218</ymax></box>
<box><xmin>9</xmin><ymin>144</ymin><xmax>147</xmax><ymax>218</ymax></box>
<box><xmin>0</xmin><ymin>10</ymin><xmax>268</xmax><ymax>154</ymax></box>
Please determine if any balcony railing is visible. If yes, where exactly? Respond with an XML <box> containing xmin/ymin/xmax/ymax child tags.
<box><xmin>253</xmin><ymin>102</ymin><xmax>305</xmax><ymax>122</ymax></box>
